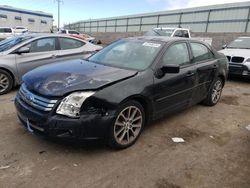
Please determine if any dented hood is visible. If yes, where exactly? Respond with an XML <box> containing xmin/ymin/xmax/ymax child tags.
<box><xmin>23</xmin><ymin>59</ymin><xmax>137</xmax><ymax>97</ymax></box>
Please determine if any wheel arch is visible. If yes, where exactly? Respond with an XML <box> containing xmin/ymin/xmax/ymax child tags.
<box><xmin>218</xmin><ymin>74</ymin><xmax>226</xmax><ymax>87</ymax></box>
<box><xmin>0</xmin><ymin>67</ymin><xmax>16</xmax><ymax>87</ymax></box>
<box><xmin>120</xmin><ymin>95</ymin><xmax>153</xmax><ymax>125</ymax></box>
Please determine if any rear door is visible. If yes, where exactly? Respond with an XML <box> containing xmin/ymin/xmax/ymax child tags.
<box><xmin>57</xmin><ymin>37</ymin><xmax>90</xmax><ymax>60</ymax></box>
<box><xmin>153</xmin><ymin>42</ymin><xmax>197</xmax><ymax>117</ymax></box>
<box><xmin>189</xmin><ymin>42</ymin><xmax>218</xmax><ymax>103</ymax></box>
<box><xmin>16</xmin><ymin>37</ymin><xmax>59</xmax><ymax>78</ymax></box>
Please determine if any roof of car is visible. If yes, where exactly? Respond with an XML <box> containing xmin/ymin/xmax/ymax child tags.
<box><xmin>154</xmin><ymin>27</ymin><xmax>189</xmax><ymax>30</ymax></box>
<box><xmin>17</xmin><ymin>33</ymin><xmax>80</xmax><ymax>38</ymax></box>
<box><xmin>0</xmin><ymin>27</ymin><xmax>12</xmax><ymax>29</ymax></box>
<box><xmin>127</xmin><ymin>36</ymin><xmax>198</xmax><ymax>43</ymax></box>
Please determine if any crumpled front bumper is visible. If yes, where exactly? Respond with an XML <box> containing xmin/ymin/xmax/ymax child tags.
<box><xmin>15</xmin><ymin>93</ymin><xmax>115</xmax><ymax>140</ymax></box>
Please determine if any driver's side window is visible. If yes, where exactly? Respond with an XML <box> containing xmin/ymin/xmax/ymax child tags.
<box><xmin>162</xmin><ymin>43</ymin><xmax>190</xmax><ymax>66</ymax></box>
<box><xmin>23</xmin><ymin>38</ymin><xmax>56</xmax><ymax>53</ymax></box>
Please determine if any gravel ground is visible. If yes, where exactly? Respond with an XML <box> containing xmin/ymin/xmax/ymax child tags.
<box><xmin>0</xmin><ymin>78</ymin><xmax>250</xmax><ymax>188</ymax></box>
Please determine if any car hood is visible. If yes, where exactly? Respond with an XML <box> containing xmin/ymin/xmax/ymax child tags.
<box><xmin>219</xmin><ymin>48</ymin><xmax>250</xmax><ymax>58</ymax></box>
<box><xmin>23</xmin><ymin>59</ymin><xmax>137</xmax><ymax>97</ymax></box>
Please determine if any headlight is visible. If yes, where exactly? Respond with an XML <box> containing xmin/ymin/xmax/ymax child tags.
<box><xmin>246</xmin><ymin>58</ymin><xmax>250</xmax><ymax>62</ymax></box>
<box><xmin>56</xmin><ymin>91</ymin><xmax>95</xmax><ymax>118</ymax></box>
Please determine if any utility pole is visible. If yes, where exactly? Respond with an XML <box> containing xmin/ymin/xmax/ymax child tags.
<box><xmin>55</xmin><ymin>0</ymin><xmax>63</xmax><ymax>31</ymax></box>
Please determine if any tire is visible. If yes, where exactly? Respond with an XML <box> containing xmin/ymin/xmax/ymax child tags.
<box><xmin>0</xmin><ymin>69</ymin><xmax>13</xmax><ymax>95</ymax></box>
<box><xmin>203</xmin><ymin>77</ymin><xmax>223</xmax><ymax>106</ymax></box>
<box><xmin>108</xmin><ymin>100</ymin><xmax>145</xmax><ymax>149</ymax></box>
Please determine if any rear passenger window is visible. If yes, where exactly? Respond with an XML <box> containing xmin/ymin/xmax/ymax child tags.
<box><xmin>173</xmin><ymin>30</ymin><xmax>189</xmax><ymax>38</ymax></box>
<box><xmin>190</xmin><ymin>43</ymin><xmax>214</xmax><ymax>63</ymax></box>
<box><xmin>59</xmin><ymin>38</ymin><xmax>85</xmax><ymax>50</ymax></box>
<box><xmin>0</xmin><ymin>28</ymin><xmax>12</xmax><ymax>33</ymax></box>
<box><xmin>162</xmin><ymin>43</ymin><xmax>190</xmax><ymax>66</ymax></box>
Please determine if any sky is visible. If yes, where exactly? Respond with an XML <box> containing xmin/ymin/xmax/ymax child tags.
<box><xmin>1</xmin><ymin>0</ymin><xmax>250</xmax><ymax>27</ymax></box>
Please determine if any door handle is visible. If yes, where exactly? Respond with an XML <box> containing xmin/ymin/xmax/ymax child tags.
<box><xmin>186</xmin><ymin>71</ymin><xmax>195</xmax><ymax>77</ymax></box>
<box><xmin>51</xmin><ymin>55</ymin><xmax>57</xmax><ymax>59</ymax></box>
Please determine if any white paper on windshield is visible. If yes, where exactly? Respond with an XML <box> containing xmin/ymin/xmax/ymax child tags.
<box><xmin>143</xmin><ymin>42</ymin><xmax>161</xmax><ymax>48</ymax></box>
<box><xmin>234</xmin><ymin>40</ymin><xmax>243</xmax><ymax>42</ymax></box>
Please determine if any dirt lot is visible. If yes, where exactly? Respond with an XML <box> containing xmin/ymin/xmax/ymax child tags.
<box><xmin>0</xmin><ymin>78</ymin><xmax>250</xmax><ymax>188</ymax></box>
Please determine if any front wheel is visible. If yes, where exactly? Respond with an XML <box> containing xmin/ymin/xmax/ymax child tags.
<box><xmin>108</xmin><ymin>100</ymin><xmax>145</xmax><ymax>149</ymax></box>
<box><xmin>203</xmin><ymin>77</ymin><xmax>223</xmax><ymax>106</ymax></box>
<box><xmin>0</xmin><ymin>70</ymin><xmax>13</xmax><ymax>95</ymax></box>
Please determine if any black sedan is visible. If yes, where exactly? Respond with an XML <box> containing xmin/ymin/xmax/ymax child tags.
<box><xmin>15</xmin><ymin>36</ymin><xmax>228</xmax><ymax>149</ymax></box>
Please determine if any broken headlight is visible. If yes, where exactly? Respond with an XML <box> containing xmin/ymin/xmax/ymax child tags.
<box><xmin>56</xmin><ymin>91</ymin><xmax>95</xmax><ymax>118</ymax></box>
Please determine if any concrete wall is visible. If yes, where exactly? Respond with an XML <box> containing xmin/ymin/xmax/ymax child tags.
<box><xmin>89</xmin><ymin>32</ymin><xmax>250</xmax><ymax>50</ymax></box>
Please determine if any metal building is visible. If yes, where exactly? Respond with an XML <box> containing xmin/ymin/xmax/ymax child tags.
<box><xmin>66</xmin><ymin>1</ymin><xmax>250</xmax><ymax>33</ymax></box>
<box><xmin>0</xmin><ymin>5</ymin><xmax>53</xmax><ymax>32</ymax></box>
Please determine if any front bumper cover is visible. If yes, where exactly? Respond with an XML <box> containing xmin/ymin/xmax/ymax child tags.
<box><xmin>15</xmin><ymin>93</ymin><xmax>115</xmax><ymax>140</ymax></box>
<box><xmin>229</xmin><ymin>63</ymin><xmax>250</xmax><ymax>77</ymax></box>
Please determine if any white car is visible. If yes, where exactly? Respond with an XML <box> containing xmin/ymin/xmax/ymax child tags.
<box><xmin>145</xmin><ymin>27</ymin><xmax>191</xmax><ymax>38</ymax></box>
<box><xmin>13</xmin><ymin>26</ymin><xmax>28</xmax><ymax>34</ymax></box>
<box><xmin>219</xmin><ymin>37</ymin><xmax>250</xmax><ymax>78</ymax></box>
<box><xmin>145</xmin><ymin>27</ymin><xmax>212</xmax><ymax>45</ymax></box>
<box><xmin>0</xmin><ymin>27</ymin><xmax>14</xmax><ymax>40</ymax></box>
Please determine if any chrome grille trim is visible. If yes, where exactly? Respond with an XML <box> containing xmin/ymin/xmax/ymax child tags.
<box><xmin>19</xmin><ymin>84</ymin><xmax>58</xmax><ymax>112</ymax></box>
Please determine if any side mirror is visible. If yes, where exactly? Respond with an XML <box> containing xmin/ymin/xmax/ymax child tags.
<box><xmin>222</xmin><ymin>44</ymin><xmax>227</xmax><ymax>49</ymax></box>
<box><xmin>161</xmin><ymin>64</ymin><xmax>180</xmax><ymax>74</ymax></box>
<box><xmin>16</xmin><ymin>47</ymin><xmax>30</xmax><ymax>54</ymax></box>
<box><xmin>155</xmin><ymin>64</ymin><xmax>180</xmax><ymax>78</ymax></box>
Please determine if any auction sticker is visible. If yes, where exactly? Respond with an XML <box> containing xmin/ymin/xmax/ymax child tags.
<box><xmin>143</xmin><ymin>42</ymin><xmax>161</xmax><ymax>48</ymax></box>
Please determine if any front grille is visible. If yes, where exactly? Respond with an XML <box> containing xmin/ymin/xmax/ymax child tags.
<box><xmin>231</xmin><ymin>56</ymin><xmax>244</xmax><ymax>63</ymax></box>
<box><xmin>19</xmin><ymin>84</ymin><xmax>58</xmax><ymax>112</ymax></box>
<box><xmin>226</xmin><ymin>56</ymin><xmax>231</xmax><ymax>62</ymax></box>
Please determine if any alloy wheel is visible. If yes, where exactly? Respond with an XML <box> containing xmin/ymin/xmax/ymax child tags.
<box><xmin>211</xmin><ymin>80</ymin><xmax>222</xmax><ymax>104</ymax></box>
<box><xmin>114</xmin><ymin>106</ymin><xmax>143</xmax><ymax>146</ymax></box>
<box><xmin>0</xmin><ymin>73</ymin><xmax>10</xmax><ymax>93</ymax></box>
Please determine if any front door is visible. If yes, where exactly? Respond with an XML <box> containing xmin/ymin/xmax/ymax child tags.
<box><xmin>153</xmin><ymin>42</ymin><xmax>197</xmax><ymax>118</ymax></box>
<box><xmin>16</xmin><ymin>37</ymin><xmax>58</xmax><ymax>80</ymax></box>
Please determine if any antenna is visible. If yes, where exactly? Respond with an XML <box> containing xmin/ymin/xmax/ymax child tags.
<box><xmin>54</xmin><ymin>0</ymin><xmax>63</xmax><ymax>31</ymax></box>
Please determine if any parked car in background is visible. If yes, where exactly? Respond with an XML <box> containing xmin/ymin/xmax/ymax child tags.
<box><xmin>59</xmin><ymin>29</ymin><xmax>101</xmax><ymax>44</ymax></box>
<box><xmin>0</xmin><ymin>27</ymin><xmax>14</xmax><ymax>40</ymax></box>
<box><xmin>13</xmin><ymin>26</ymin><xmax>28</xmax><ymax>34</ymax></box>
<box><xmin>145</xmin><ymin>27</ymin><xmax>212</xmax><ymax>45</ymax></box>
<box><xmin>15</xmin><ymin>36</ymin><xmax>228</xmax><ymax>149</ymax></box>
<box><xmin>59</xmin><ymin>29</ymin><xmax>80</xmax><ymax>35</ymax></box>
<box><xmin>219</xmin><ymin>37</ymin><xmax>250</xmax><ymax>78</ymax></box>
<box><xmin>0</xmin><ymin>34</ymin><xmax>103</xmax><ymax>94</ymax></box>
<box><xmin>69</xmin><ymin>33</ymin><xmax>101</xmax><ymax>44</ymax></box>
<box><xmin>145</xmin><ymin>27</ymin><xmax>191</xmax><ymax>38</ymax></box>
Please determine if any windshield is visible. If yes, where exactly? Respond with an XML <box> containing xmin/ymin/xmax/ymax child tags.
<box><xmin>0</xmin><ymin>36</ymin><xmax>32</xmax><ymax>52</ymax></box>
<box><xmin>227</xmin><ymin>38</ymin><xmax>250</xmax><ymax>49</ymax></box>
<box><xmin>89</xmin><ymin>39</ymin><xmax>163</xmax><ymax>71</ymax></box>
<box><xmin>144</xmin><ymin>29</ymin><xmax>174</xmax><ymax>37</ymax></box>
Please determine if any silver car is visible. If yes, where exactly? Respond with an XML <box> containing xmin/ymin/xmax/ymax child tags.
<box><xmin>0</xmin><ymin>34</ymin><xmax>102</xmax><ymax>94</ymax></box>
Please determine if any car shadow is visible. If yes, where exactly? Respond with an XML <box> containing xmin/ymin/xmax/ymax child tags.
<box><xmin>228</xmin><ymin>75</ymin><xmax>250</xmax><ymax>83</ymax></box>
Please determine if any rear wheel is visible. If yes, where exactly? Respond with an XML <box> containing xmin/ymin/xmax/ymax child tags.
<box><xmin>108</xmin><ymin>100</ymin><xmax>145</xmax><ymax>149</ymax></box>
<box><xmin>0</xmin><ymin>69</ymin><xmax>13</xmax><ymax>95</ymax></box>
<box><xmin>203</xmin><ymin>77</ymin><xmax>223</xmax><ymax>106</ymax></box>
